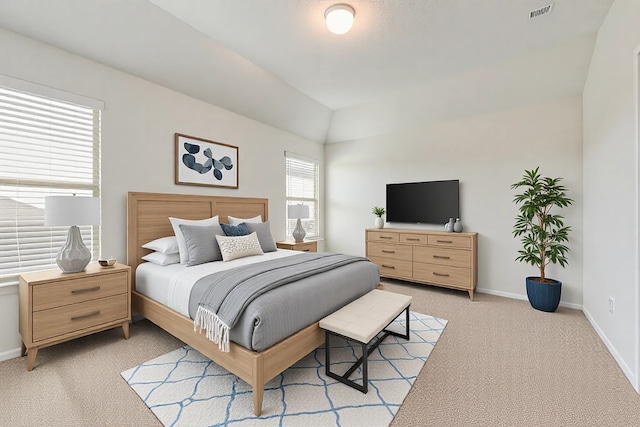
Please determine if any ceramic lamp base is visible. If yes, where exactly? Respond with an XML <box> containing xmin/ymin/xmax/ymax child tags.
<box><xmin>57</xmin><ymin>225</ymin><xmax>91</xmax><ymax>273</ymax></box>
<box><xmin>292</xmin><ymin>218</ymin><xmax>306</xmax><ymax>243</ymax></box>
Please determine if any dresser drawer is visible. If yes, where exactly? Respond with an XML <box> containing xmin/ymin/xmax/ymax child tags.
<box><xmin>413</xmin><ymin>246</ymin><xmax>471</xmax><ymax>268</ymax></box>
<box><xmin>427</xmin><ymin>234</ymin><xmax>471</xmax><ymax>249</ymax></box>
<box><xmin>368</xmin><ymin>256</ymin><xmax>413</xmax><ymax>278</ymax></box>
<box><xmin>32</xmin><ymin>271</ymin><xmax>129</xmax><ymax>312</ymax></box>
<box><xmin>367</xmin><ymin>231</ymin><xmax>399</xmax><ymax>243</ymax></box>
<box><xmin>413</xmin><ymin>263</ymin><xmax>471</xmax><ymax>288</ymax></box>
<box><xmin>367</xmin><ymin>242</ymin><xmax>412</xmax><ymax>260</ymax></box>
<box><xmin>399</xmin><ymin>233</ymin><xmax>428</xmax><ymax>245</ymax></box>
<box><xmin>32</xmin><ymin>293</ymin><xmax>129</xmax><ymax>342</ymax></box>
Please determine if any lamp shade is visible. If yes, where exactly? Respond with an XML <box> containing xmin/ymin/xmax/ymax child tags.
<box><xmin>45</xmin><ymin>196</ymin><xmax>100</xmax><ymax>226</ymax></box>
<box><xmin>325</xmin><ymin>3</ymin><xmax>355</xmax><ymax>34</ymax></box>
<box><xmin>288</xmin><ymin>204</ymin><xmax>310</xmax><ymax>219</ymax></box>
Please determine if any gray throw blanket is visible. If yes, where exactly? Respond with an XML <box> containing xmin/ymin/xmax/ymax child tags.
<box><xmin>193</xmin><ymin>252</ymin><xmax>369</xmax><ymax>352</ymax></box>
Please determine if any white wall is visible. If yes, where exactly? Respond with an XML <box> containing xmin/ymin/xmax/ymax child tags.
<box><xmin>325</xmin><ymin>96</ymin><xmax>583</xmax><ymax>305</ymax></box>
<box><xmin>582</xmin><ymin>0</ymin><xmax>640</xmax><ymax>392</ymax></box>
<box><xmin>0</xmin><ymin>29</ymin><xmax>323</xmax><ymax>358</ymax></box>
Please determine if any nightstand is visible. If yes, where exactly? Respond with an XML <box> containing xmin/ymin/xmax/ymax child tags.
<box><xmin>18</xmin><ymin>262</ymin><xmax>131</xmax><ymax>371</ymax></box>
<box><xmin>276</xmin><ymin>240</ymin><xmax>318</xmax><ymax>252</ymax></box>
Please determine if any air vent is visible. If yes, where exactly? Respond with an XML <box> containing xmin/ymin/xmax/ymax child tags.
<box><xmin>530</xmin><ymin>4</ymin><xmax>553</xmax><ymax>19</ymax></box>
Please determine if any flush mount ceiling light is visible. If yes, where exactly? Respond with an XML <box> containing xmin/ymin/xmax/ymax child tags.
<box><xmin>325</xmin><ymin>3</ymin><xmax>355</xmax><ymax>34</ymax></box>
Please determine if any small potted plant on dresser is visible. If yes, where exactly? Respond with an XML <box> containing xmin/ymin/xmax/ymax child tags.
<box><xmin>372</xmin><ymin>206</ymin><xmax>385</xmax><ymax>229</ymax></box>
<box><xmin>511</xmin><ymin>167</ymin><xmax>573</xmax><ymax>312</ymax></box>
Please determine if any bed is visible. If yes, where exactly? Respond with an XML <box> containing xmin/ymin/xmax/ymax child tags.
<box><xmin>126</xmin><ymin>191</ymin><xmax>379</xmax><ymax>416</ymax></box>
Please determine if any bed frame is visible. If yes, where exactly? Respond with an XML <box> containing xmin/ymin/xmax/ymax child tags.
<box><xmin>126</xmin><ymin>192</ymin><xmax>324</xmax><ymax>416</ymax></box>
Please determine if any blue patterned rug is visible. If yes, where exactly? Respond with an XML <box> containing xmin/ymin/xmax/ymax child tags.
<box><xmin>121</xmin><ymin>311</ymin><xmax>446</xmax><ymax>427</ymax></box>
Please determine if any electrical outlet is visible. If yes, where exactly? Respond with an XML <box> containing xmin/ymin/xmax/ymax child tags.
<box><xmin>608</xmin><ymin>297</ymin><xmax>615</xmax><ymax>314</ymax></box>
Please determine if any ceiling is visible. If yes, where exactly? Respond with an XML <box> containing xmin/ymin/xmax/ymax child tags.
<box><xmin>0</xmin><ymin>0</ymin><xmax>614</xmax><ymax>142</ymax></box>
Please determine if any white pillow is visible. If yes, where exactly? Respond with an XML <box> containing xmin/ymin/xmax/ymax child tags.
<box><xmin>169</xmin><ymin>216</ymin><xmax>219</xmax><ymax>264</ymax></box>
<box><xmin>228</xmin><ymin>215</ymin><xmax>262</xmax><ymax>226</ymax></box>
<box><xmin>142</xmin><ymin>251</ymin><xmax>180</xmax><ymax>266</ymax></box>
<box><xmin>141</xmin><ymin>236</ymin><xmax>179</xmax><ymax>254</ymax></box>
<box><xmin>215</xmin><ymin>232</ymin><xmax>264</xmax><ymax>262</ymax></box>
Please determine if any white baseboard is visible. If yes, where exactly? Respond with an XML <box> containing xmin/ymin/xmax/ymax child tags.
<box><xmin>476</xmin><ymin>287</ymin><xmax>583</xmax><ymax>310</ymax></box>
<box><xmin>0</xmin><ymin>347</ymin><xmax>22</xmax><ymax>362</ymax></box>
<box><xmin>582</xmin><ymin>306</ymin><xmax>637</xmax><ymax>393</ymax></box>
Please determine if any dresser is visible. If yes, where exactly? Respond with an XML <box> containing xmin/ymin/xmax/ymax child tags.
<box><xmin>18</xmin><ymin>262</ymin><xmax>131</xmax><ymax>371</ymax></box>
<box><xmin>366</xmin><ymin>228</ymin><xmax>478</xmax><ymax>300</ymax></box>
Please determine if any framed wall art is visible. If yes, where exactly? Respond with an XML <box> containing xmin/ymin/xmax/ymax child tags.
<box><xmin>175</xmin><ymin>133</ymin><xmax>239</xmax><ymax>189</ymax></box>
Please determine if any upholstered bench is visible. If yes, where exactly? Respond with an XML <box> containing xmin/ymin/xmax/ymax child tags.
<box><xmin>319</xmin><ymin>289</ymin><xmax>412</xmax><ymax>393</ymax></box>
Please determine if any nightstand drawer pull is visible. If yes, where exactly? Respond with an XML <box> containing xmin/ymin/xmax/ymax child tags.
<box><xmin>381</xmin><ymin>264</ymin><xmax>396</xmax><ymax>269</ymax></box>
<box><xmin>436</xmin><ymin>240</ymin><xmax>453</xmax><ymax>244</ymax></box>
<box><xmin>433</xmin><ymin>255</ymin><xmax>451</xmax><ymax>260</ymax></box>
<box><xmin>381</xmin><ymin>250</ymin><xmax>395</xmax><ymax>254</ymax></box>
<box><xmin>406</xmin><ymin>238</ymin><xmax>420</xmax><ymax>241</ymax></box>
<box><xmin>302</xmin><ymin>249</ymin><xmax>310</xmax><ymax>252</ymax></box>
<box><xmin>71</xmin><ymin>286</ymin><xmax>101</xmax><ymax>294</ymax></box>
<box><xmin>433</xmin><ymin>272</ymin><xmax>450</xmax><ymax>277</ymax></box>
<box><xmin>71</xmin><ymin>310</ymin><xmax>101</xmax><ymax>321</ymax></box>
<box><xmin>380</xmin><ymin>236</ymin><xmax>393</xmax><ymax>239</ymax></box>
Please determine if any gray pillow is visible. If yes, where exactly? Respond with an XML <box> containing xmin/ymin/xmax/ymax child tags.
<box><xmin>246</xmin><ymin>221</ymin><xmax>277</xmax><ymax>252</ymax></box>
<box><xmin>178</xmin><ymin>223</ymin><xmax>225</xmax><ymax>266</ymax></box>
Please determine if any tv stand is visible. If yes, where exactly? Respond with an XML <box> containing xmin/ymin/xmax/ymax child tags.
<box><xmin>365</xmin><ymin>228</ymin><xmax>478</xmax><ymax>300</ymax></box>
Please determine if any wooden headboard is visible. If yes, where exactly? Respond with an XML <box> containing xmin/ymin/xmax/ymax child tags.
<box><xmin>126</xmin><ymin>192</ymin><xmax>269</xmax><ymax>285</ymax></box>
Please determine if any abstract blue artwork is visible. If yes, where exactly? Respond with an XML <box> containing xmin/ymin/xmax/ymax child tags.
<box><xmin>175</xmin><ymin>133</ymin><xmax>238</xmax><ymax>188</ymax></box>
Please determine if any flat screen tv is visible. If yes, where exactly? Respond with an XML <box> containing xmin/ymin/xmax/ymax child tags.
<box><xmin>386</xmin><ymin>180</ymin><xmax>459</xmax><ymax>224</ymax></box>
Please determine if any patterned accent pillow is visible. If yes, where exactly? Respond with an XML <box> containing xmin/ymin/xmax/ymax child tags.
<box><xmin>215</xmin><ymin>232</ymin><xmax>264</xmax><ymax>262</ymax></box>
<box><xmin>221</xmin><ymin>222</ymin><xmax>250</xmax><ymax>237</ymax></box>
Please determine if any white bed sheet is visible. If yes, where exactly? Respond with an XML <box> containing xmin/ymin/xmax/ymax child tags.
<box><xmin>135</xmin><ymin>249</ymin><xmax>298</xmax><ymax>317</ymax></box>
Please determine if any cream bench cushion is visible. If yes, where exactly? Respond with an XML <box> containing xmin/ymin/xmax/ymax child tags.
<box><xmin>320</xmin><ymin>289</ymin><xmax>412</xmax><ymax>344</ymax></box>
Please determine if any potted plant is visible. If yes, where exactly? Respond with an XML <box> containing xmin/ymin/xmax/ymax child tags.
<box><xmin>511</xmin><ymin>167</ymin><xmax>573</xmax><ymax>312</ymax></box>
<box><xmin>372</xmin><ymin>206</ymin><xmax>386</xmax><ymax>229</ymax></box>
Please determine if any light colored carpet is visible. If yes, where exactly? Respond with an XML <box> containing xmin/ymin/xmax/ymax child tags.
<box><xmin>1</xmin><ymin>279</ymin><xmax>640</xmax><ymax>426</ymax></box>
<box><xmin>121</xmin><ymin>312</ymin><xmax>445</xmax><ymax>426</ymax></box>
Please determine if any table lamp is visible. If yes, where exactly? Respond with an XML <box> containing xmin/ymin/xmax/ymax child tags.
<box><xmin>44</xmin><ymin>196</ymin><xmax>100</xmax><ymax>273</ymax></box>
<box><xmin>288</xmin><ymin>204</ymin><xmax>310</xmax><ymax>242</ymax></box>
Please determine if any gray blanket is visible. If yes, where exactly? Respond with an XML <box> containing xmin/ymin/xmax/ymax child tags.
<box><xmin>191</xmin><ymin>252</ymin><xmax>370</xmax><ymax>351</ymax></box>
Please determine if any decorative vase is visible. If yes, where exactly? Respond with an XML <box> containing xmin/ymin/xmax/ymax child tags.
<box><xmin>374</xmin><ymin>217</ymin><xmax>384</xmax><ymax>229</ymax></box>
<box><xmin>453</xmin><ymin>218</ymin><xmax>463</xmax><ymax>232</ymax></box>
<box><xmin>444</xmin><ymin>218</ymin><xmax>455</xmax><ymax>232</ymax></box>
<box><xmin>526</xmin><ymin>277</ymin><xmax>562</xmax><ymax>312</ymax></box>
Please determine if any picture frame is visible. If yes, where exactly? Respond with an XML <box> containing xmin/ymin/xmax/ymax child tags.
<box><xmin>175</xmin><ymin>133</ymin><xmax>239</xmax><ymax>189</ymax></box>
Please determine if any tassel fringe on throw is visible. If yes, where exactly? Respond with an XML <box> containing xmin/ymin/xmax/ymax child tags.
<box><xmin>194</xmin><ymin>306</ymin><xmax>230</xmax><ymax>352</ymax></box>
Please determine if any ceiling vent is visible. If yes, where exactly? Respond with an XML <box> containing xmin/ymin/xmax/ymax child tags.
<box><xmin>530</xmin><ymin>4</ymin><xmax>553</xmax><ymax>19</ymax></box>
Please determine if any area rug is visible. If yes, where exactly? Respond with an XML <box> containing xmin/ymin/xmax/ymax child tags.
<box><xmin>121</xmin><ymin>311</ymin><xmax>446</xmax><ymax>427</ymax></box>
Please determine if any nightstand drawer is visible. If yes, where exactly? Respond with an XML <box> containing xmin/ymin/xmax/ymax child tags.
<box><xmin>32</xmin><ymin>293</ymin><xmax>128</xmax><ymax>342</ymax></box>
<box><xmin>367</xmin><ymin>242</ymin><xmax>412</xmax><ymax>261</ymax></box>
<box><xmin>32</xmin><ymin>271</ymin><xmax>128</xmax><ymax>312</ymax></box>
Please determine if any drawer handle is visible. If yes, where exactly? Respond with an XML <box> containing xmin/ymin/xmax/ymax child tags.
<box><xmin>406</xmin><ymin>238</ymin><xmax>420</xmax><ymax>241</ymax></box>
<box><xmin>381</xmin><ymin>250</ymin><xmax>395</xmax><ymax>254</ymax></box>
<box><xmin>381</xmin><ymin>264</ymin><xmax>396</xmax><ymax>269</ymax></box>
<box><xmin>380</xmin><ymin>236</ymin><xmax>393</xmax><ymax>239</ymax></box>
<box><xmin>71</xmin><ymin>286</ymin><xmax>101</xmax><ymax>294</ymax></box>
<box><xmin>436</xmin><ymin>240</ymin><xmax>453</xmax><ymax>244</ymax></box>
<box><xmin>71</xmin><ymin>310</ymin><xmax>101</xmax><ymax>321</ymax></box>
<box><xmin>301</xmin><ymin>249</ymin><xmax>310</xmax><ymax>252</ymax></box>
<box><xmin>433</xmin><ymin>255</ymin><xmax>451</xmax><ymax>260</ymax></box>
<box><xmin>433</xmin><ymin>272</ymin><xmax>450</xmax><ymax>277</ymax></box>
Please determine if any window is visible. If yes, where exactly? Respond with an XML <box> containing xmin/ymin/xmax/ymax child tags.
<box><xmin>0</xmin><ymin>84</ymin><xmax>101</xmax><ymax>286</ymax></box>
<box><xmin>285</xmin><ymin>152</ymin><xmax>319</xmax><ymax>240</ymax></box>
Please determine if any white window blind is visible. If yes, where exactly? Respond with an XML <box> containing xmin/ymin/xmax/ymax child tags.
<box><xmin>0</xmin><ymin>86</ymin><xmax>101</xmax><ymax>285</ymax></box>
<box><xmin>285</xmin><ymin>152</ymin><xmax>319</xmax><ymax>239</ymax></box>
